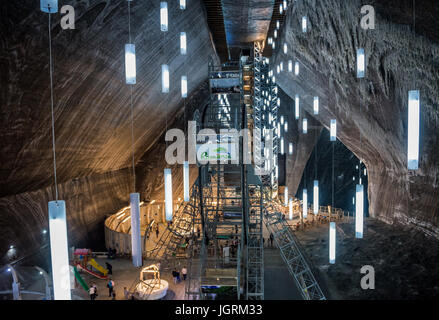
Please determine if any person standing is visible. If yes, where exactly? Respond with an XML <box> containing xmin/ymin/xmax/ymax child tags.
<box><xmin>123</xmin><ymin>287</ymin><xmax>129</xmax><ymax>300</ymax></box>
<box><xmin>155</xmin><ymin>226</ymin><xmax>160</xmax><ymax>239</ymax></box>
<box><xmin>89</xmin><ymin>284</ymin><xmax>97</xmax><ymax>300</ymax></box>
<box><xmin>181</xmin><ymin>266</ymin><xmax>187</xmax><ymax>281</ymax></box>
<box><xmin>269</xmin><ymin>233</ymin><xmax>274</xmax><ymax>248</ymax></box>
<box><xmin>105</xmin><ymin>262</ymin><xmax>113</xmax><ymax>275</ymax></box>
<box><xmin>172</xmin><ymin>269</ymin><xmax>177</xmax><ymax>284</ymax></box>
<box><xmin>107</xmin><ymin>278</ymin><xmax>115</xmax><ymax>297</ymax></box>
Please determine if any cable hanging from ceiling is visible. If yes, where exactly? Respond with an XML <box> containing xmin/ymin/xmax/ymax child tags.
<box><xmin>125</xmin><ymin>0</ymin><xmax>142</xmax><ymax>267</ymax></box>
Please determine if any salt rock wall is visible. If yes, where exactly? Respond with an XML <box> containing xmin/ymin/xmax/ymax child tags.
<box><xmin>273</xmin><ymin>0</ymin><xmax>439</xmax><ymax>237</ymax></box>
<box><xmin>0</xmin><ymin>0</ymin><xmax>217</xmax><ymax>257</ymax></box>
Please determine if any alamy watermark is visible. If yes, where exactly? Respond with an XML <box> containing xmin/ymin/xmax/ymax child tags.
<box><xmin>165</xmin><ymin>121</ymin><xmax>275</xmax><ymax>176</ymax></box>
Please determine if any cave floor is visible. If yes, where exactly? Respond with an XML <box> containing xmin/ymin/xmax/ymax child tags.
<box><xmin>294</xmin><ymin>217</ymin><xmax>439</xmax><ymax>299</ymax></box>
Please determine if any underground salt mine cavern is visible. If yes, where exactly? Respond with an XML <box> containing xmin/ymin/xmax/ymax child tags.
<box><xmin>0</xmin><ymin>0</ymin><xmax>439</xmax><ymax>307</ymax></box>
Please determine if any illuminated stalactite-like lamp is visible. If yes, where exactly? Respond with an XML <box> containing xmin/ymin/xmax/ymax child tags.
<box><xmin>181</xmin><ymin>75</ymin><xmax>187</xmax><ymax>98</ymax></box>
<box><xmin>330</xmin><ymin>119</ymin><xmax>337</xmax><ymax>141</ymax></box>
<box><xmin>289</xmin><ymin>143</ymin><xmax>293</xmax><ymax>155</ymax></box>
<box><xmin>284</xmin><ymin>187</ymin><xmax>288</xmax><ymax>207</ymax></box>
<box><xmin>48</xmin><ymin>200</ymin><xmax>71</xmax><ymax>300</ymax></box>
<box><xmin>164</xmin><ymin>168</ymin><xmax>173</xmax><ymax>221</ymax></box>
<box><xmin>125</xmin><ymin>44</ymin><xmax>136</xmax><ymax>85</ymax></box>
<box><xmin>313</xmin><ymin>96</ymin><xmax>319</xmax><ymax>115</ymax></box>
<box><xmin>283</xmin><ymin>43</ymin><xmax>287</xmax><ymax>54</ymax></box>
<box><xmin>355</xmin><ymin>184</ymin><xmax>364</xmax><ymax>238</ymax></box>
<box><xmin>357</xmin><ymin>48</ymin><xmax>365</xmax><ymax>78</ymax></box>
<box><xmin>160</xmin><ymin>2</ymin><xmax>168</xmax><ymax>32</ymax></box>
<box><xmin>295</xmin><ymin>62</ymin><xmax>299</xmax><ymax>76</ymax></box>
<box><xmin>40</xmin><ymin>0</ymin><xmax>58</xmax><ymax>13</ymax></box>
<box><xmin>180</xmin><ymin>32</ymin><xmax>187</xmax><ymax>55</ymax></box>
<box><xmin>295</xmin><ymin>94</ymin><xmax>300</xmax><ymax>119</ymax></box>
<box><xmin>180</xmin><ymin>0</ymin><xmax>186</xmax><ymax>10</ymax></box>
<box><xmin>408</xmin><ymin>90</ymin><xmax>420</xmax><ymax>170</ymax></box>
<box><xmin>329</xmin><ymin>222</ymin><xmax>336</xmax><ymax>264</ymax></box>
<box><xmin>130</xmin><ymin>193</ymin><xmax>142</xmax><ymax>267</ymax></box>
<box><xmin>288</xmin><ymin>60</ymin><xmax>292</xmax><ymax>72</ymax></box>
<box><xmin>183</xmin><ymin>161</ymin><xmax>189</xmax><ymax>201</ymax></box>
<box><xmin>303</xmin><ymin>118</ymin><xmax>308</xmax><ymax>134</ymax></box>
<box><xmin>313</xmin><ymin>180</ymin><xmax>319</xmax><ymax>214</ymax></box>
<box><xmin>162</xmin><ymin>64</ymin><xmax>169</xmax><ymax>93</ymax></box>
<box><xmin>303</xmin><ymin>189</ymin><xmax>308</xmax><ymax>219</ymax></box>
<box><xmin>280</xmin><ymin>137</ymin><xmax>284</xmax><ymax>154</ymax></box>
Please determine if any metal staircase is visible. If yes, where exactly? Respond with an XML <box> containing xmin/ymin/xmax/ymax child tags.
<box><xmin>264</xmin><ymin>200</ymin><xmax>326</xmax><ymax>300</ymax></box>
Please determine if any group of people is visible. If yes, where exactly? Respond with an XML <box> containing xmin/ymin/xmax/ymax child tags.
<box><xmin>171</xmin><ymin>266</ymin><xmax>187</xmax><ymax>284</ymax></box>
<box><xmin>88</xmin><ymin>278</ymin><xmax>116</xmax><ymax>300</ymax></box>
<box><xmin>88</xmin><ymin>260</ymin><xmax>116</xmax><ymax>300</ymax></box>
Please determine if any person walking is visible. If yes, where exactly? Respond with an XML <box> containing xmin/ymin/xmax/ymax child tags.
<box><xmin>155</xmin><ymin>226</ymin><xmax>160</xmax><ymax>239</ymax></box>
<box><xmin>123</xmin><ymin>287</ymin><xmax>129</xmax><ymax>300</ymax></box>
<box><xmin>181</xmin><ymin>266</ymin><xmax>187</xmax><ymax>281</ymax></box>
<box><xmin>89</xmin><ymin>284</ymin><xmax>97</xmax><ymax>300</ymax></box>
<box><xmin>172</xmin><ymin>269</ymin><xmax>178</xmax><ymax>284</ymax></box>
<box><xmin>105</xmin><ymin>262</ymin><xmax>113</xmax><ymax>275</ymax></box>
<box><xmin>107</xmin><ymin>278</ymin><xmax>115</xmax><ymax>297</ymax></box>
<box><xmin>269</xmin><ymin>233</ymin><xmax>274</xmax><ymax>248</ymax></box>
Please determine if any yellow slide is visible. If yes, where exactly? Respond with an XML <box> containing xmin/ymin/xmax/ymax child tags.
<box><xmin>88</xmin><ymin>258</ymin><xmax>109</xmax><ymax>276</ymax></box>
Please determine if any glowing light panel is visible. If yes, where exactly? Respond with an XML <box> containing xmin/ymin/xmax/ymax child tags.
<box><xmin>313</xmin><ymin>180</ymin><xmax>319</xmax><ymax>214</ymax></box>
<box><xmin>183</xmin><ymin>161</ymin><xmax>189</xmax><ymax>201</ymax></box>
<box><xmin>295</xmin><ymin>94</ymin><xmax>300</xmax><ymax>119</ymax></box>
<box><xmin>160</xmin><ymin>2</ymin><xmax>168</xmax><ymax>32</ymax></box>
<box><xmin>303</xmin><ymin>189</ymin><xmax>308</xmax><ymax>219</ymax></box>
<box><xmin>181</xmin><ymin>75</ymin><xmax>187</xmax><ymax>98</ymax></box>
<box><xmin>48</xmin><ymin>200</ymin><xmax>71</xmax><ymax>300</ymax></box>
<box><xmin>125</xmin><ymin>44</ymin><xmax>136</xmax><ymax>84</ymax></box>
<box><xmin>313</xmin><ymin>96</ymin><xmax>319</xmax><ymax>115</ymax></box>
<box><xmin>357</xmin><ymin>48</ymin><xmax>365</xmax><ymax>78</ymax></box>
<box><xmin>329</xmin><ymin>222</ymin><xmax>336</xmax><ymax>264</ymax></box>
<box><xmin>355</xmin><ymin>184</ymin><xmax>364</xmax><ymax>238</ymax></box>
<box><xmin>330</xmin><ymin>119</ymin><xmax>337</xmax><ymax>141</ymax></box>
<box><xmin>180</xmin><ymin>32</ymin><xmax>187</xmax><ymax>55</ymax></box>
<box><xmin>408</xmin><ymin>90</ymin><xmax>420</xmax><ymax>170</ymax></box>
<box><xmin>164</xmin><ymin>168</ymin><xmax>173</xmax><ymax>221</ymax></box>
<box><xmin>162</xmin><ymin>64</ymin><xmax>169</xmax><ymax>93</ymax></box>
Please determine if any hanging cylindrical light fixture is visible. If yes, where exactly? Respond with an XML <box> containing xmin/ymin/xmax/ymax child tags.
<box><xmin>283</xmin><ymin>43</ymin><xmax>287</xmax><ymax>54</ymax></box>
<box><xmin>295</xmin><ymin>94</ymin><xmax>300</xmax><ymax>119</ymax></box>
<box><xmin>280</xmin><ymin>137</ymin><xmax>284</xmax><ymax>154</ymax></box>
<box><xmin>302</xmin><ymin>16</ymin><xmax>307</xmax><ymax>32</ymax></box>
<box><xmin>330</xmin><ymin>119</ymin><xmax>337</xmax><ymax>141</ymax></box>
<box><xmin>288</xmin><ymin>60</ymin><xmax>293</xmax><ymax>72</ymax></box>
<box><xmin>329</xmin><ymin>222</ymin><xmax>336</xmax><ymax>264</ymax></box>
<box><xmin>284</xmin><ymin>186</ymin><xmax>288</xmax><ymax>206</ymax></box>
<box><xmin>355</xmin><ymin>184</ymin><xmax>364</xmax><ymax>238</ymax></box>
<box><xmin>303</xmin><ymin>118</ymin><xmax>308</xmax><ymax>134</ymax></box>
<box><xmin>160</xmin><ymin>2</ymin><xmax>168</xmax><ymax>32</ymax></box>
<box><xmin>313</xmin><ymin>96</ymin><xmax>319</xmax><ymax>115</ymax></box>
<box><xmin>181</xmin><ymin>75</ymin><xmax>187</xmax><ymax>98</ymax></box>
<box><xmin>48</xmin><ymin>201</ymin><xmax>71</xmax><ymax>300</ymax></box>
<box><xmin>289</xmin><ymin>142</ymin><xmax>293</xmax><ymax>155</ymax></box>
<box><xmin>180</xmin><ymin>0</ymin><xmax>186</xmax><ymax>10</ymax></box>
<box><xmin>284</xmin><ymin>122</ymin><xmax>288</xmax><ymax>132</ymax></box>
<box><xmin>125</xmin><ymin>44</ymin><xmax>136</xmax><ymax>84</ymax></box>
<box><xmin>303</xmin><ymin>189</ymin><xmax>308</xmax><ymax>219</ymax></box>
<box><xmin>356</xmin><ymin>48</ymin><xmax>365</xmax><ymax>78</ymax></box>
<box><xmin>180</xmin><ymin>32</ymin><xmax>187</xmax><ymax>55</ymax></box>
<box><xmin>164</xmin><ymin>168</ymin><xmax>173</xmax><ymax>221</ymax></box>
<box><xmin>162</xmin><ymin>64</ymin><xmax>169</xmax><ymax>93</ymax></box>
<box><xmin>407</xmin><ymin>90</ymin><xmax>420</xmax><ymax>170</ymax></box>
<box><xmin>313</xmin><ymin>180</ymin><xmax>319</xmax><ymax>214</ymax></box>
<box><xmin>130</xmin><ymin>193</ymin><xmax>142</xmax><ymax>267</ymax></box>
<box><xmin>295</xmin><ymin>61</ymin><xmax>299</xmax><ymax>75</ymax></box>
<box><xmin>183</xmin><ymin>161</ymin><xmax>189</xmax><ymax>202</ymax></box>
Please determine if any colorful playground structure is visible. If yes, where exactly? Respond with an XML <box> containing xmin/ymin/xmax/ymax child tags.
<box><xmin>72</xmin><ymin>248</ymin><xmax>109</xmax><ymax>292</ymax></box>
